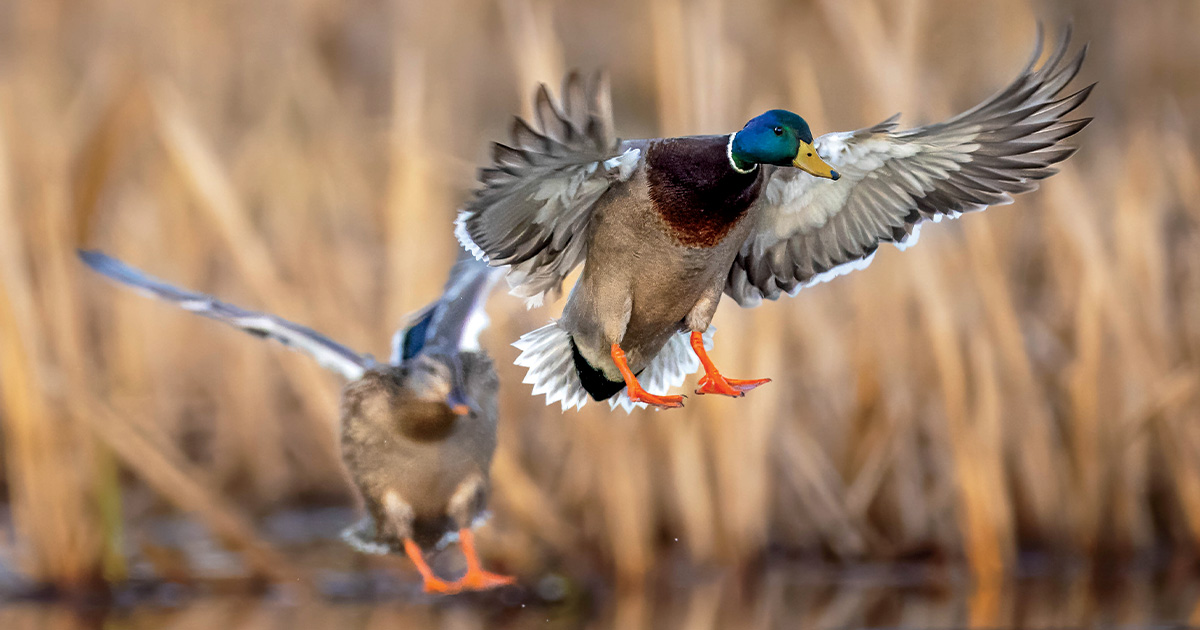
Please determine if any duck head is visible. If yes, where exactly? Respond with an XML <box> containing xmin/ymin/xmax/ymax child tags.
<box><xmin>402</xmin><ymin>354</ymin><xmax>472</xmax><ymax>418</ymax></box>
<box><xmin>730</xmin><ymin>109</ymin><xmax>840</xmax><ymax>180</ymax></box>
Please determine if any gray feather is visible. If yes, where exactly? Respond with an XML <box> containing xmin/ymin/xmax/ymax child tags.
<box><xmin>727</xmin><ymin>27</ymin><xmax>1092</xmax><ymax>306</ymax></box>
<box><xmin>455</xmin><ymin>71</ymin><xmax>634</xmax><ymax>307</ymax></box>
<box><xmin>78</xmin><ymin>250</ymin><xmax>375</xmax><ymax>380</ymax></box>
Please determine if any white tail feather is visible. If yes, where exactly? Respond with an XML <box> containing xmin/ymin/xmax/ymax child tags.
<box><xmin>513</xmin><ymin>321</ymin><xmax>590</xmax><ymax>411</ymax></box>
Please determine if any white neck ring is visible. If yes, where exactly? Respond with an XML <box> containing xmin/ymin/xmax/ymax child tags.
<box><xmin>727</xmin><ymin>133</ymin><xmax>758</xmax><ymax>174</ymax></box>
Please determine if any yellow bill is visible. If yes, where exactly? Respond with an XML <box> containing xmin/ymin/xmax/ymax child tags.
<box><xmin>793</xmin><ymin>141</ymin><xmax>840</xmax><ymax>180</ymax></box>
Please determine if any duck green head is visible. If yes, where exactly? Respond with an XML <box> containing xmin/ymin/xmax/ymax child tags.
<box><xmin>730</xmin><ymin>109</ymin><xmax>840</xmax><ymax>180</ymax></box>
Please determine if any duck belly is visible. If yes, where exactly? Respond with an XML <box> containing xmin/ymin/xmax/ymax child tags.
<box><xmin>562</xmin><ymin>196</ymin><xmax>748</xmax><ymax>378</ymax></box>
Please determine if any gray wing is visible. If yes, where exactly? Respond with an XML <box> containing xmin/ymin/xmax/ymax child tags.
<box><xmin>389</xmin><ymin>250</ymin><xmax>502</xmax><ymax>363</ymax></box>
<box><xmin>455</xmin><ymin>71</ymin><xmax>641</xmax><ymax>307</ymax></box>
<box><xmin>726</xmin><ymin>27</ymin><xmax>1093</xmax><ymax>307</ymax></box>
<box><xmin>79</xmin><ymin>250</ymin><xmax>375</xmax><ymax>380</ymax></box>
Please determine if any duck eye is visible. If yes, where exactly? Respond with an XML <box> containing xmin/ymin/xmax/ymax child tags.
<box><xmin>772</xmin><ymin>126</ymin><xmax>783</xmax><ymax>136</ymax></box>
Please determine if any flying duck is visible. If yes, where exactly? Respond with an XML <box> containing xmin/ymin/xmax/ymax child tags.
<box><xmin>79</xmin><ymin>250</ymin><xmax>514</xmax><ymax>594</ymax></box>
<box><xmin>456</xmin><ymin>28</ymin><xmax>1092</xmax><ymax>412</ymax></box>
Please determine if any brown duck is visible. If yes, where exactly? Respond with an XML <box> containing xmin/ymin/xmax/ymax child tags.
<box><xmin>457</xmin><ymin>28</ymin><xmax>1091</xmax><ymax>412</ymax></box>
<box><xmin>79</xmin><ymin>250</ymin><xmax>513</xmax><ymax>594</ymax></box>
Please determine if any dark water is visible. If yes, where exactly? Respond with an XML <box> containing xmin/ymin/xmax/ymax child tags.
<box><xmin>2</xmin><ymin>566</ymin><xmax>1198</xmax><ymax>630</ymax></box>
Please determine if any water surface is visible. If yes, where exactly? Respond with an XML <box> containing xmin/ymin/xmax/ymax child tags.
<box><xmin>3</xmin><ymin>564</ymin><xmax>1197</xmax><ymax>630</ymax></box>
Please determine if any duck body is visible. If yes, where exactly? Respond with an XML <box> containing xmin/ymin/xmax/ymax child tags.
<box><xmin>340</xmin><ymin>352</ymin><xmax>498</xmax><ymax>551</ymax></box>
<box><xmin>79</xmin><ymin>249</ymin><xmax>514</xmax><ymax>594</ymax></box>
<box><xmin>563</xmin><ymin>135</ymin><xmax>763</xmax><ymax>399</ymax></box>
<box><xmin>460</xmin><ymin>30</ymin><xmax>1091</xmax><ymax>411</ymax></box>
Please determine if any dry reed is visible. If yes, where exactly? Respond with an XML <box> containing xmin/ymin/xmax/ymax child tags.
<box><xmin>0</xmin><ymin>0</ymin><xmax>1197</xmax><ymax>593</ymax></box>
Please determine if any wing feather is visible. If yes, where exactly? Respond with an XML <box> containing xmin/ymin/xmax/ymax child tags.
<box><xmin>79</xmin><ymin>250</ymin><xmax>374</xmax><ymax>380</ymax></box>
<box><xmin>459</xmin><ymin>72</ymin><xmax>637</xmax><ymax>307</ymax></box>
<box><xmin>393</xmin><ymin>251</ymin><xmax>502</xmax><ymax>362</ymax></box>
<box><xmin>727</xmin><ymin>27</ymin><xmax>1092</xmax><ymax>307</ymax></box>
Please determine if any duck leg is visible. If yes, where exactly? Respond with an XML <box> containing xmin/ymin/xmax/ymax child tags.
<box><xmin>443</xmin><ymin>475</ymin><xmax>516</xmax><ymax>591</ymax></box>
<box><xmin>450</xmin><ymin>529</ymin><xmax>517</xmax><ymax>591</ymax></box>
<box><xmin>689</xmin><ymin>331</ymin><xmax>770</xmax><ymax>397</ymax></box>
<box><xmin>403</xmin><ymin>539</ymin><xmax>460</xmax><ymax>594</ymax></box>
<box><xmin>611</xmin><ymin>343</ymin><xmax>685</xmax><ymax>408</ymax></box>
<box><xmin>383</xmin><ymin>490</ymin><xmax>458</xmax><ymax>594</ymax></box>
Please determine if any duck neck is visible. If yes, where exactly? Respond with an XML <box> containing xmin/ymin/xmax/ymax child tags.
<box><xmin>727</xmin><ymin>133</ymin><xmax>758</xmax><ymax>174</ymax></box>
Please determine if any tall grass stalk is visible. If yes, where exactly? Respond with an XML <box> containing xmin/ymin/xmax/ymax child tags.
<box><xmin>0</xmin><ymin>0</ymin><xmax>1196</xmax><ymax>590</ymax></box>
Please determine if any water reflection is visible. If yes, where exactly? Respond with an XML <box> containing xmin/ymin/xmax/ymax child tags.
<box><xmin>2</xmin><ymin>567</ymin><xmax>1198</xmax><ymax>630</ymax></box>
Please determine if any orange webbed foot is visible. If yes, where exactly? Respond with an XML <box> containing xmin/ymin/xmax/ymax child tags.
<box><xmin>451</xmin><ymin>529</ymin><xmax>517</xmax><ymax>592</ymax></box>
<box><xmin>689</xmin><ymin>331</ymin><xmax>771</xmax><ymax>398</ymax></box>
<box><xmin>695</xmin><ymin>374</ymin><xmax>771</xmax><ymax>397</ymax></box>
<box><xmin>626</xmin><ymin>389</ymin><xmax>686</xmax><ymax>409</ymax></box>
<box><xmin>404</xmin><ymin>538</ymin><xmax>461</xmax><ymax>595</ymax></box>
<box><xmin>453</xmin><ymin>569</ymin><xmax>518</xmax><ymax>591</ymax></box>
<box><xmin>421</xmin><ymin>576</ymin><xmax>462</xmax><ymax>595</ymax></box>
<box><xmin>610</xmin><ymin>342</ymin><xmax>685</xmax><ymax>409</ymax></box>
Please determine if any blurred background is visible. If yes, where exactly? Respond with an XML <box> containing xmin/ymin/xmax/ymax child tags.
<box><xmin>2</xmin><ymin>0</ymin><xmax>1200</xmax><ymax>626</ymax></box>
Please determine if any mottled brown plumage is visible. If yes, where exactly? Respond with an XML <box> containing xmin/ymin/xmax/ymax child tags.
<box><xmin>334</xmin><ymin>255</ymin><xmax>515</xmax><ymax>594</ymax></box>
<box><xmin>339</xmin><ymin>352</ymin><xmax>498</xmax><ymax>552</ymax></box>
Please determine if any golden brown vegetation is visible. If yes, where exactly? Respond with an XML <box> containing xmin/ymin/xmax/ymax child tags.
<box><xmin>1</xmin><ymin>0</ymin><xmax>1198</xmax><ymax>594</ymax></box>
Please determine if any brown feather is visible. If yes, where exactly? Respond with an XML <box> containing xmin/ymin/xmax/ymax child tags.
<box><xmin>339</xmin><ymin>353</ymin><xmax>499</xmax><ymax>550</ymax></box>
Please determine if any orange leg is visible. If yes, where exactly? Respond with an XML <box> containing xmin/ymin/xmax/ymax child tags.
<box><xmin>449</xmin><ymin>529</ymin><xmax>517</xmax><ymax>591</ymax></box>
<box><xmin>611</xmin><ymin>343</ymin><xmax>685</xmax><ymax>409</ymax></box>
<box><xmin>403</xmin><ymin>538</ymin><xmax>459</xmax><ymax>594</ymax></box>
<box><xmin>690</xmin><ymin>332</ymin><xmax>770</xmax><ymax>397</ymax></box>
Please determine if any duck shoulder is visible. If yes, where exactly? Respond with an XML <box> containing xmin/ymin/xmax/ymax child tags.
<box><xmin>644</xmin><ymin>135</ymin><xmax>764</xmax><ymax>248</ymax></box>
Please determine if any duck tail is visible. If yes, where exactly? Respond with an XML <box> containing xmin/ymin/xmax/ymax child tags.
<box><xmin>512</xmin><ymin>320</ymin><xmax>592</xmax><ymax>411</ymax></box>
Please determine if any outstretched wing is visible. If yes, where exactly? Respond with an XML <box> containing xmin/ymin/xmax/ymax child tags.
<box><xmin>79</xmin><ymin>250</ymin><xmax>375</xmax><ymax>380</ymax></box>
<box><xmin>726</xmin><ymin>27</ymin><xmax>1092</xmax><ymax>307</ymax></box>
<box><xmin>455</xmin><ymin>71</ymin><xmax>641</xmax><ymax>307</ymax></box>
<box><xmin>390</xmin><ymin>250</ymin><xmax>502</xmax><ymax>363</ymax></box>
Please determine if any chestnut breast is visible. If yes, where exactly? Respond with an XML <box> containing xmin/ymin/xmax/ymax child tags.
<box><xmin>645</xmin><ymin>136</ymin><xmax>764</xmax><ymax>248</ymax></box>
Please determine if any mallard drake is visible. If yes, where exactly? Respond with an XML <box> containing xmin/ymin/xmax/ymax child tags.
<box><xmin>457</xmin><ymin>28</ymin><xmax>1092</xmax><ymax>412</ymax></box>
<box><xmin>79</xmin><ymin>250</ymin><xmax>514</xmax><ymax>594</ymax></box>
